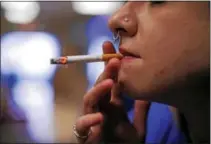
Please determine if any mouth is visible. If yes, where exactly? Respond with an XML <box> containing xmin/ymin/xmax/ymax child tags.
<box><xmin>119</xmin><ymin>47</ymin><xmax>141</xmax><ymax>59</ymax></box>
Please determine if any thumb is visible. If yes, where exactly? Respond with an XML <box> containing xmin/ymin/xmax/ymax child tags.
<box><xmin>110</xmin><ymin>83</ymin><xmax>123</xmax><ymax>106</ymax></box>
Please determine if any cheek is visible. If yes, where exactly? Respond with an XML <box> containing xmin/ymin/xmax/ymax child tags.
<box><xmin>118</xmin><ymin>28</ymin><xmax>196</xmax><ymax>96</ymax></box>
<box><xmin>136</xmin><ymin>18</ymin><xmax>209</xmax><ymax>92</ymax></box>
<box><xmin>140</xmin><ymin>19</ymin><xmax>196</xmax><ymax>77</ymax></box>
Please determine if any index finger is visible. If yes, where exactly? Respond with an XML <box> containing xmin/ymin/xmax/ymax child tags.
<box><xmin>83</xmin><ymin>79</ymin><xmax>114</xmax><ymax>114</ymax></box>
<box><xmin>102</xmin><ymin>41</ymin><xmax>116</xmax><ymax>65</ymax></box>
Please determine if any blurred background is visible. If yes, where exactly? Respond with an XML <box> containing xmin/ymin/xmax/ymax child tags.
<box><xmin>0</xmin><ymin>1</ymin><xmax>125</xmax><ymax>143</ymax></box>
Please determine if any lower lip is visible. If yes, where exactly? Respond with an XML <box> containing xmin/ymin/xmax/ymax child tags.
<box><xmin>121</xmin><ymin>56</ymin><xmax>140</xmax><ymax>62</ymax></box>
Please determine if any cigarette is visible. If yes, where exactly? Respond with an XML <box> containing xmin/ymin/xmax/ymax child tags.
<box><xmin>50</xmin><ymin>53</ymin><xmax>123</xmax><ymax>64</ymax></box>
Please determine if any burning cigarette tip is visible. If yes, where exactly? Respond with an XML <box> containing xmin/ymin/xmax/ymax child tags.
<box><xmin>50</xmin><ymin>59</ymin><xmax>55</xmax><ymax>64</ymax></box>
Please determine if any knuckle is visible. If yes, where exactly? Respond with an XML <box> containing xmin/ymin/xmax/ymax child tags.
<box><xmin>75</xmin><ymin>118</ymin><xmax>83</xmax><ymax>131</ymax></box>
<box><xmin>79</xmin><ymin>117</ymin><xmax>87</xmax><ymax>127</ymax></box>
<box><xmin>76</xmin><ymin>116</ymin><xmax>89</xmax><ymax>131</ymax></box>
<box><xmin>83</xmin><ymin>96</ymin><xmax>96</xmax><ymax>114</ymax></box>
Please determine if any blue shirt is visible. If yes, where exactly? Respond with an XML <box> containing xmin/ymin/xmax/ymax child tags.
<box><xmin>128</xmin><ymin>102</ymin><xmax>186</xmax><ymax>144</ymax></box>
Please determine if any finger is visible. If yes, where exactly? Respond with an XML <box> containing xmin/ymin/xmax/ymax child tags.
<box><xmin>169</xmin><ymin>106</ymin><xmax>180</xmax><ymax>127</ymax></box>
<box><xmin>95</xmin><ymin>58</ymin><xmax>121</xmax><ymax>86</ymax></box>
<box><xmin>75</xmin><ymin>112</ymin><xmax>104</xmax><ymax>138</ymax></box>
<box><xmin>85</xmin><ymin>124</ymin><xmax>103</xmax><ymax>144</ymax></box>
<box><xmin>110</xmin><ymin>83</ymin><xmax>122</xmax><ymax>106</ymax></box>
<box><xmin>83</xmin><ymin>79</ymin><xmax>113</xmax><ymax>114</ymax></box>
<box><xmin>133</xmin><ymin>100</ymin><xmax>150</xmax><ymax>140</ymax></box>
<box><xmin>102</xmin><ymin>41</ymin><xmax>116</xmax><ymax>65</ymax></box>
<box><xmin>102</xmin><ymin>41</ymin><xmax>116</xmax><ymax>54</ymax></box>
<box><xmin>95</xmin><ymin>59</ymin><xmax>121</xmax><ymax>110</ymax></box>
<box><xmin>100</xmin><ymin>83</ymin><xmax>123</xmax><ymax>115</ymax></box>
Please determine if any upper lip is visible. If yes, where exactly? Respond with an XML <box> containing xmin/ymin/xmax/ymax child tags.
<box><xmin>119</xmin><ymin>47</ymin><xmax>141</xmax><ymax>58</ymax></box>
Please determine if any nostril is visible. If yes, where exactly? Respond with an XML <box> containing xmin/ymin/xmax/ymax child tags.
<box><xmin>116</xmin><ymin>28</ymin><xmax>127</xmax><ymax>33</ymax></box>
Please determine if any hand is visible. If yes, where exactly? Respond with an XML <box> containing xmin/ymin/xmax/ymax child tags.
<box><xmin>74</xmin><ymin>41</ymin><xmax>150</xmax><ymax>144</ymax></box>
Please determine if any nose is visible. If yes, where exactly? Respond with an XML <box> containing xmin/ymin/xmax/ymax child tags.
<box><xmin>108</xmin><ymin>4</ymin><xmax>137</xmax><ymax>37</ymax></box>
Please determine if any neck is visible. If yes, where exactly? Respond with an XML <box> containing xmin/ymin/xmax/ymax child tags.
<box><xmin>176</xmin><ymin>80</ymin><xmax>209</xmax><ymax>143</ymax></box>
<box><xmin>157</xmin><ymin>70</ymin><xmax>210</xmax><ymax>143</ymax></box>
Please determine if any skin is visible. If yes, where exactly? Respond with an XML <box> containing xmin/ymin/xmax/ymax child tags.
<box><xmin>75</xmin><ymin>43</ymin><xmax>149</xmax><ymax>143</ymax></box>
<box><xmin>109</xmin><ymin>1</ymin><xmax>209</xmax><ymax>100</ymax></box>
<box><xmin>75</xmin><ymin>1</ymin><xmax>210</xmax><ymax>143</ymax></box>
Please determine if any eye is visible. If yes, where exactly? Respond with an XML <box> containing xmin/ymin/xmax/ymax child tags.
<box><xmin>150</xmin><ymin>1</ymin><xmax>166</xmax><ymax>6</ymax></box>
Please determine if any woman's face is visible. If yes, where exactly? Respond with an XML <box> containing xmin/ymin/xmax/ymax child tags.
<box><xmin>108</xmin><ymin>2</ymin><xmax>210</xmax><ymax>98</ymax></box>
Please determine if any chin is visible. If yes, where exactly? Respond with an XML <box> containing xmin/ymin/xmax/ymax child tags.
<box><xmin>118</xmin><ymin>71</ymin><xmax>148</xmax><ymax>100</ymax></box>
<box><xmin>118</xmin><ymin>70</ymin><xmax>167</xmax><ymax>101</ymax></box>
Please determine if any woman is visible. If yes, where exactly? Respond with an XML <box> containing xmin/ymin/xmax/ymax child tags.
<box><xmin>74</xmin><ymin>1</ymin><xmax>210</xmax><ymax>143</ymax></box>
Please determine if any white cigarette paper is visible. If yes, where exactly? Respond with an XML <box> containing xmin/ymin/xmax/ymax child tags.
<box><xmin>50</xmin><ymin>54</ymin><xmax>123</xmax><ymax>64</ymax></box>
<box><xmin>66</xmin><ymin>55</ymin><xmax>102</xmax><ymax>63</ymax></box>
